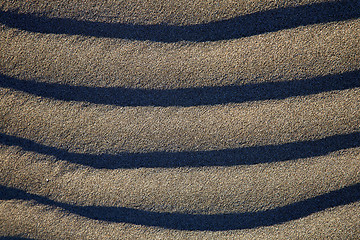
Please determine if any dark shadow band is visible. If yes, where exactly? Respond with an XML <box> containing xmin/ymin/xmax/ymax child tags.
<box><xmin>1</xmin><ymin>183</ymin><xmax>359</xmax><ymax>230</ymax></box>
<box><xmin>1</xmin><ymin>70</ymin><xmax>359</xmax><ymax>107</ymax></box>
<box><xmin>1</xmin><ymin>131</ymin><xmax>359</xmax><ymax>169</ymax></box>
<box><xmin>1</xmin><ymin>1</ymin><xmax>359</xmax><ymax>42</ymax></box>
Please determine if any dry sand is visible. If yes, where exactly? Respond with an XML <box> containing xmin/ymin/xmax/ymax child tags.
<box><xmin>1</xmin><ymin>0</ymin><xmax>360</xmax><ymax>239</ymax></box>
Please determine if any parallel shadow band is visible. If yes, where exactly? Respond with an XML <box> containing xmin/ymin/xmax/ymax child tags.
<box><xmin>1</xmin><ymin>183</ymin><xmax>359</xmax><ymax>231</ymax></box>
<box><xmin>0</xmin><ymin>1</ymin><xmax>359</xmax><ymax>42</ymax></box>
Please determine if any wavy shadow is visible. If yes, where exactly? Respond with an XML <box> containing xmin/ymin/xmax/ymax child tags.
<box><xmin>1</xmin><ymin>183</ymin><xmax>359</xmax><ymax>230</ymax></box>
<box><xmin>0</xmin><ymin>1</ymin><xmax>359</xmax><ymax>42</ymax></box>
<box><xmin>1</xmin><ymin>70</ymin><xmax>360</xmax><ymax>107</ymax></box>
<box><xmin>1</xmin><ymin>132</ymin><xmax>359</xmax><ymax>169</ymax></box>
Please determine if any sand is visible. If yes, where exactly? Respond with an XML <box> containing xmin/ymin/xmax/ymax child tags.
<box><xmin>1</xmin><ymin>0</ymin><xmax>360</xmax><ymax>239</ymax></box>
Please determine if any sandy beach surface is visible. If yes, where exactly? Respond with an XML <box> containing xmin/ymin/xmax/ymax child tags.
<box><xmin>1</xmin><ymin>0</ymin><xmax>360</xmax><ymax>239</ymax></box>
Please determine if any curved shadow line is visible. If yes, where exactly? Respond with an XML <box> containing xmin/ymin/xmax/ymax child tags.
<box><xmin>0</xmin><ymin>1</ymin><xmax>359</xmax><ymax>42</ymax></box>
<box><xmin>1</xmin><ymin>132</ymin><xmax>359</xmax><ymax>169</ymax></box>
<box><xmin>1</xmin><ymin>183</ymin><xmax>359</xmax><ymax>231</ymax></box>
<box><xmin>1</xmin><ymin>70</ymin><xmax>359</xmax><ymax>107</ymax></box>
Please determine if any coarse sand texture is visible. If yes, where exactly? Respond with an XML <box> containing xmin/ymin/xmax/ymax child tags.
<box><xmin>1</xmin><ymin>0</ymin><xmax>360</xmax><ymax>239</ymax></box>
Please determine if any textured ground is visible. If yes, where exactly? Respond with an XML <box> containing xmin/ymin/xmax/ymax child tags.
<box><xmin>0</xmin><ymin>0</ymin><xmax>360</xmax><ymax>239</ymax></box>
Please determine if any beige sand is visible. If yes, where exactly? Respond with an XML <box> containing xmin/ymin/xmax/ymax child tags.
<box><xmin>1</xmin><ymin>0</ymin><xmax>360</xmax><ymax>239</ymax></box>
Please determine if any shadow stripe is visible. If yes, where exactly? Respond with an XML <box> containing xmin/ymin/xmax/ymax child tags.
<box><xmin>1</xmin><ymin>183</ymin><xmax>359</xmax><ymax>230</ymax></box>
<box><xmin>1</xmin><ymin>1</ymin><xmax>359</xmax><ymax>42</ymax></box>
<box><xmin>1</xmin><ymin>132</ymin><xmax>359</xmax><ymax>169</ymax></box>
<box><xmin>1</xmin><ymin>70</ymin><xmax>359</xmax><ymax>107</ymax></box>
